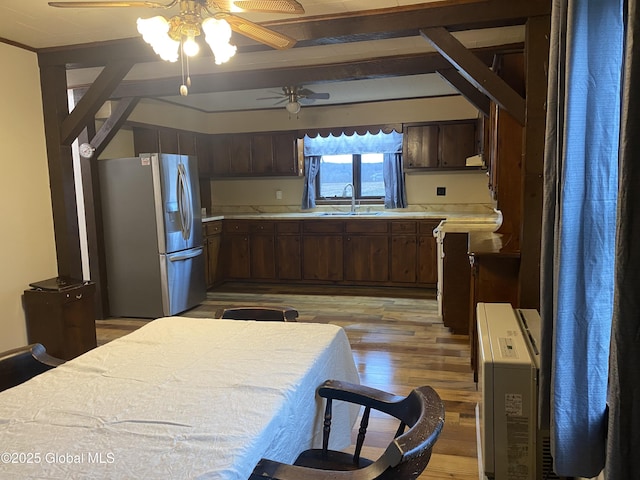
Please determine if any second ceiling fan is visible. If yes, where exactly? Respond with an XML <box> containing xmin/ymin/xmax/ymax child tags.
<box><xmin>259</xmin><ymin>86</ymin><xmax>331</xmax><ymax>113</ymax></box>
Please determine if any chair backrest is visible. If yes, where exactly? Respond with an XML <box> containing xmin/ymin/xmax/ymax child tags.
<box><xmin>0</xmin><ymin>343</ymin><xmax>64</xmax><ymax>393</ymax></box>
<box><xmin>250</xmin><ymin>380</ymin><xmax>445</xmax><ymax>480</ymax></box>
<box><xmin>319</xmin><ymin>380</ymin><xmax>444</xmax><ymax>479</ymax></box>
<box><xmin>220</xmin><ymin>306</ymin><xmax>298</xmax><ymax>322</ymax></box>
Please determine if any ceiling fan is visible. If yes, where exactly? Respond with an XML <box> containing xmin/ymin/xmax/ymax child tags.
<box><xmin>259</xmin><ymin>86</ymin><xmax>330</xmax><ymax>114</ymax></box>
<box><xmin>48</xmin><ymin>1</ymin><xmax>305</xmax><ymax>54</ymax></box>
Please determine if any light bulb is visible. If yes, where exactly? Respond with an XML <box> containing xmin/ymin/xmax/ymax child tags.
<box><xmin>137</xmin><ymin>16</ymin><xmax>179</xmax><ymax>62</ymax></box>
<box><xmin>286</xmin><ymin>101</ymin><xmax>301</xmax><ymax>114</ymax></box>
<box><xmin>202</xmin><ymin>17</ymin><xmax>236</xmax><ymax>64</ymax></box>
<box><xmin>183</xmin><ymin>36</ymin><xmax>200</xmax><ymax>57</ymax></box>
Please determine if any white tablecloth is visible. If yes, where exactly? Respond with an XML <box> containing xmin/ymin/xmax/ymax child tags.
<box><xmin>0</xmin><ymin>317</ymin><xmax>359</xmax><ymax>479</ymax></box>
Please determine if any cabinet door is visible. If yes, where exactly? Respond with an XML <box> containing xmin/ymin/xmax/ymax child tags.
<box><xmin>438</xmin><ymin>123</ymin><xmax>476</xmax><ymax>168</ymax></box>
<box><xmin>273</xmin><ymin>132</ymin><xmax>298</xmax><ymax>175</ymax></box>
<box><xmin>196</xmin><ymin>134</ymin><xmax>213</xmax><ymax>176</ymax></box>
<box><xmin>178</xmin><ymin>131</ymin><xmax>197</xmax><ymax>156</ymax></box>
<box><xmin>441</xmin><ymin>232</ymin><xmax>471</xmax><ymax>334</ymax></box>
<box><xmin>211</xmin><ymin>135</ymin><xmax>231</xmax><ymax>175</ymax></box>
<box><xmin>417</xmin><ymin>235</ymin><xmax>438</xmax><ymax>284</ymax></box>
<box><xmin>303</xmin><ymin>235</ymin><xmax>343</xmax><ymax>281</ymax></box>
<box><xmin>250</xmin><ymin>234</ymin><xmax>276</xmax><ymax>279</ymax></box>
<box><xmin>158</xmin><ymin>129</ymin><xmax>179</xmax><ymax>154</ymax></box>
<box><xmin>133</xmin><ymin>127</ymin><xmax>160</xmax><ymax>155</ymax></box>
<box><xmin>390</xmin><ymin>235</ymin><xmax>417</xmax><ymax>283</ymax></box>
<box><xmin>276</xmin><ymin>235</ymin><xmax>302</xmax><ymax>280</ymax></box>
<box><xmin>403</xmin><ymin>125</ymin><xmax>438</xmax><ymax>169</ymax></box>
<box><xmin>223</xmin><ymin>234</ymin><xmax>250</xmax><ymax>279</ymax></box>
<box><xmin>250</xmin><ymin>134</ymin><xmax>274</xmax><ymax>174</ymax></box>
<box><xmin>229</xmin><ymin>134</ymin><xmax>251</xmax><ymax>175</ymax></box>
<box><xmin>205</xmin><ymin>234</ymin><xmax>222</xmax><ymax>287</ymax></box>
<box><xmin>344</xmin><ymin>235</ymin><xmax>389</xmax><ymax>282</ymax></box>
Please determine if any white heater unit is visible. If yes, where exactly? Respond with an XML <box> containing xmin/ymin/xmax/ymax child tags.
<box><xmin>476</xmin><ymin>302</ymin><xmax>557</xmax><ymax>480</ymax></box>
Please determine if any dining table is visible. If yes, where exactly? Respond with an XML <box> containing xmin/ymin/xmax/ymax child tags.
<box><xmin>0</xmin><ymin>317</ymin><xmax>360</xmax><ymax>479</ymax></box>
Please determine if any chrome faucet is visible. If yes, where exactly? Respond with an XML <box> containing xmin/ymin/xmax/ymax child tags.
<box><xmin>342</xmin><ymin>183</ymin><xmax>356</xmax><ymax>214</ymax></box>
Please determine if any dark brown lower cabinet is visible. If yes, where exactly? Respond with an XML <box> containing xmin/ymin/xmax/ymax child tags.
<box><xmin>216</xmin><ymin>218</ymin><xmax>440</xmax><ymax>288</ymax></box>
<box><xmin>441</xmin><ymin>232</ymin><xmax>471</xmax><ymax>334</ymax></box>
<box><xmin>23</xmin><ymin>281</ymin><xmax>97</xmax><ymax>360</ymax></box>
<box><xmin>344</xmin><ymin>235</ymin><xmax>389</xmax><ymax>282</ymax></box>
<box><xmin>390</xmin><ymin>235</ymin><xmax>418</xmax><ymax>283</ymax></box>
<box><xmin>303</xmin><ymin>235</ymin><xmax>344</xmax><ymax>281</ymax></box>
<box><xmin>250</xmin><ymin>234</ymin><xmax>276</xmax><ymax>279</ymax></box>
<box><xmin>276</xmin><ymin>235</ymin><xmax>302</xmax><ymax>280</ymax></box>
<box><xmin>223</xmin><ymin>234</ymin><xmax>250</xmax><ymax>279</ymax></box>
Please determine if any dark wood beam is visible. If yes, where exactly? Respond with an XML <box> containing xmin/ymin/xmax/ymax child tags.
<box><xmin>37</xmin><ymin>0</ymin><xmax>550</xmax><ymax>68</ymax></box>
<box><xmin>284</xmin><ymin>0</ymin><xmax>551</xmax><ymax>46</ymax></box>
<box><xmin>39</xmin><ymin>65</ymin><xmax>83</xmax><ymax>279</ymax></box>
<box><xmin>109</xmin><ymin>44</ymin><xmax>523</xmax><ymax>99</ymax></box>
<box><xmin>60</xmin><ymin>60</ymin><xmax>134</xmax><ymax>145</ymax></box>
<box><xmin>421</xmin><ymin>27</ymin><xmax>526</xmax><ymax>125</ymax></box>
<box><xmin>519</xmin><ymin>15</ymin><xmax>550</xmax><ymax>310</ymax></box>
<box><xmin>91</xmin><ymin>97</ymin><xmax>140</xmax><ymax>158</ymax></box>
<box><xmin>436</xmin><ymin>68</ymin><xmax>491</xmax><ymax>117</ymax></box>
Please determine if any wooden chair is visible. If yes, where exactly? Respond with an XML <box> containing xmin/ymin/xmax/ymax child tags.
<box><xmin>221</xmin><ymin>306</ymin><xmax>298</xmax><ymax>322</ymax></box>
<box><xmin>249</xmin><ymin>379</ymin><xmax>445</xmax><ymax>480</ymax></box>
<box><xmin>0</xmin><ymin>343</ymin><xmax>65</xmax><ymax>393</ymax></box>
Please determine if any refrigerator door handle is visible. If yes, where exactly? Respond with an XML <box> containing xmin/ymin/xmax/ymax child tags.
<box><xmin>177</xmin><ymin>163</ymin><xmax>193</xmax><ymax>241</ymax></box>
<box><xmin>168</xmin><ymin>247</ymin><xmax>204</xmax><ymax>262</ymax></box>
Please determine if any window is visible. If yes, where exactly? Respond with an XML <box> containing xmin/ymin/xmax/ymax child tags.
<box><xmin>317</xmin><ymin>153</ymin><xmax>385</xmax><ymax>200</ymax></box>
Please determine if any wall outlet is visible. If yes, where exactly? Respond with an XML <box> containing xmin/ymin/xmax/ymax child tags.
<box><xmin>436</xmin><ymin>187</ymin><xmax>446</xmax><ymax>196</ymax></box>
<box><xmin>275</xmin><ymin>190</ymin><xmax>283</xmax><ymax>200</ymax></box>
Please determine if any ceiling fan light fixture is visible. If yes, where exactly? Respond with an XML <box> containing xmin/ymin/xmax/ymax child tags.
<box><xmin>137</xmin><ymin>16</ymin><xmax>179</xmax><ymax>62</ymax></box>
<box><xmin>286</xmin><ymin>100</ymin><xmax>301</xmax><ymax>114</ymax></box>
<box><xmin>202</xmin><ymin>17</ymin><xmax>237</xmax><ymax>64</ymax></box>
<box><xmin>182</xmin><ymin>35</ymin><xmax>200</xmax><ymax>57</ymax></box>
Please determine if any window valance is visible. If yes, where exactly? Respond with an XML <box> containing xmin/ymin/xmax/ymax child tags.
<box><xmin>296</xmin><ymin>124</ymin><xmax>402</xmax><ymax>140</ymax></box>
<box><xmin>303</xmin><ymin>130</ymin><xmax>403</xmax><ymax>156</ymax></box>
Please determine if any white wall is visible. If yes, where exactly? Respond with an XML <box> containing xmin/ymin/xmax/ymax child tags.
<box><xmin>0</xmin><ymin>43</ymin><xmax>57</xmax><ymax>351</ymax></box>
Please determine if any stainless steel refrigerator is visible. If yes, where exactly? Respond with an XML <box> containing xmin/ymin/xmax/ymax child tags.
<box><xmin>99</xmin><ymin>153</ymin><xmax>206</xmax><ymax>318</ymax></box>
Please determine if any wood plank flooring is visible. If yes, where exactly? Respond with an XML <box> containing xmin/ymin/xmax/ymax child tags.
<box><xmin>96</xmin><ymin>283</ymin><xmax>480</xmax><ymax>479</ymax></box>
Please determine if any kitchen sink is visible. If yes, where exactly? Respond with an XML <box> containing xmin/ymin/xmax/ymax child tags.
<box><xmin>318</xmin><ymin>211</ymin><xmax>383</xmax><ymax>216</ymax></box>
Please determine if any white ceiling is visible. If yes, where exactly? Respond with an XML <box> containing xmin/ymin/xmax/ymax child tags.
<box><xmin>0</xmin><ymin>1</ymin><xmax>525</xmax><ymax>112</ymax></box>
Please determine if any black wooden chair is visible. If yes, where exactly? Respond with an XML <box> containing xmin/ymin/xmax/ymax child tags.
<box><xmin>0</xmin><ymin>343</ymin><xmax>65</xmax><ymax>393</ymax></box>
<box><xmin>250</xmin><ymin>379</ymin><xmax>445</xmax><ymax>480</ymax></box>
<box><xmin>220</xmin><ymin>306</ymin><xmax>298</xmax><ymax>322</ymax></box>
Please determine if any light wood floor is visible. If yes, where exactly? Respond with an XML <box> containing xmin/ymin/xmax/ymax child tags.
<box><xmin>96</xmin><ymin>283</ymin><xmax>480</xmax><ymax>480</ymax></box>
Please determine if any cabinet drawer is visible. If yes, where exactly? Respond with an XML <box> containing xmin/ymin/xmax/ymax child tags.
<box><xmin>345</xmin><ymin>220</ymin><xmax>389</xmax><ymax>234</ymax></box>
<box><xmin>418</xmin><ymin>221</ymin><xmax>441</xmax><ymax>235</ymax></box>
<box><xmin>250</xmin><ymin>222</ymin><xmax>275</xmax><ymax>233</ymax></box>
<box><xmin>303</xmin><ymin>221</ymin><xmax>344</xmax><ymax>234</ymax></box>
<box><xmin>204</xmin><ymin>220</ymin><xmax>222</xmax><ymax>236</ymax></box>
<box><xmin>277</xmin><ymin>221</ymin><xmax>301</xmax><ymax>234</ymax></box>
<box><xmin>391</xmin><ymin>221</ymin><xmax>417</xmax><ymax>234</ymax></box>
<box><xmin>224</xmin><ymin>220</ymin><xmax>250</xmax><ymax>234</ymax></box>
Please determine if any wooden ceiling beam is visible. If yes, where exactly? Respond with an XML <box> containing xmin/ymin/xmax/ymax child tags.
<box><xmin>436</xmin><ymin>68</ymin><xmax>491</xmax><ymax>117</ymax></box>
<box><xmin>421</xmin><ymin>27</ymin><xmax>526</xmax><ymax>125</ymax></box>
<box><xmin>91</xmin><ymin>97</ymin><xmax>140</xmax><ymax>158</ymax></box>
<box><xmin>37</xmin><ymin>0</ymin><xmax>549</xmax><ymax>68</ymax></box>
<box><xmin>60</xmin><ymin>60</ymin><xmax>134</xmax><ymax>145</ymax></box>
<box><xmin>109</xmin><ymin>43</ymin><xmax>522</xmax><ymax>99</ymax></box>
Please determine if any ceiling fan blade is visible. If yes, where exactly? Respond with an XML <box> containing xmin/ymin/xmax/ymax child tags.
<box><xmin>48</xmin><ymin>1</ymin><xmax>173</xmax><ymax>7</ymax></box>
<box><xmin>216</xmin><ymin>12</ymin><xmax>297</xmax><ymax>49</ymax></box>
<box><xmin>231</xmin><ymin>0</ymin><xmax>304</xmax><ymax>14</ymax></box>
<box><xmin>256</xmin><ymin>95</ymin><xmax>285</xmax><ymax>100</ymax></box>
<box><xmin>297</xmin><ymin>88</ymin><xmax>330</xmax><ymax>100</ymax></box>
<box><xmin>307</xmin><ymin>92</ymin><xmax>330</xmax><ymax>100</ymax></box>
